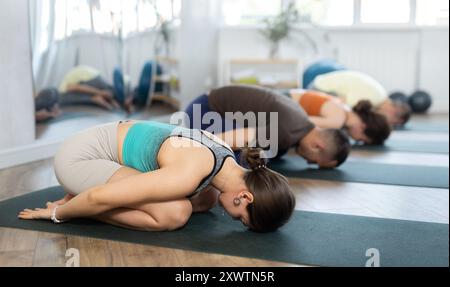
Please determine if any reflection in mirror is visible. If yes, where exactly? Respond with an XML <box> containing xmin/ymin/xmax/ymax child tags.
<box><xmin>30</xmin><ymin>0</ymin><xmax>181</xmax><ymax>142</ymax></box>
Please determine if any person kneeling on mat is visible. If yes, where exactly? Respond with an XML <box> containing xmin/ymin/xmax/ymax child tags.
<box><xmin>290</xmin><ymin>90</ymin><xmax>392</xmax><ymax>145</ymax></box>
<box><xmin>19</xmin><ymin>121</ymin><xmax>296</xmax><ymax>233</ymax></box>
<box><xmin>184</xmin><ymin>85</ymin><xmax>351</xmax><ymax>169</ymax></box>
<box><xmin>310</xmin><ymin>70</ymin><xmax>411</xmax><ymax>128</ymax></box>
<box><xmin>34</xmin><ymin>66</ymin><xmax>122</xmax><ymax>122</ymax></box>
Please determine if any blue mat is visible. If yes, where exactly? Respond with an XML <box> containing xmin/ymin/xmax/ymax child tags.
<box><xmin>353</xmin><ymin>140</ymin><xmax>449</xmax><ymax>154</ymax></box>
<box><xmin>269</xmin><ymin>156</ymin><xmax>449</xmax><ymax>189</ymax></box>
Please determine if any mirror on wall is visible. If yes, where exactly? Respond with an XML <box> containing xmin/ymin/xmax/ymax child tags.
<box><xmin>30</xmin><ymin>0</ymin><xmax>182</xmax><ymax>142</ymax></box>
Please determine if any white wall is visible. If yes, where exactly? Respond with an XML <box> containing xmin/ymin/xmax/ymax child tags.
<box><xmin>0</xmin><ymin>0</ymin><xmax>35</xmax><ymax>150</ymax></box>
<box><xmin>218</xmin><ymin>26</ymin><xmax>450</xmax><ymax>113</ymax></box>
<box><xmin>178</xmin><ymin>0</ymin><xmax>221</xmax><ymax>108</ymax></box>
<box><xmin>419</xmin><ymin>30</ymin><xmax>450</xmax><ymax>112</ymax></box>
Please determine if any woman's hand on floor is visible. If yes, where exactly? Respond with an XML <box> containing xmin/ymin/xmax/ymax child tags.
<box><xmin>18</xmin><ymin>207</ymin><xmax>53</xmax><ymax>221</ymax></box>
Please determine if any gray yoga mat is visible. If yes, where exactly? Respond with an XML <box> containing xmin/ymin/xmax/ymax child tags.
<box><xmin>0</xmin><ymin>187</ymin><xmax>447</xmax><ymax>267</ymax></box>
<box><xmin>352</xmin><ymin>140</ymin><xmax>449</xmax><ymax>154</ymax></box>
<box><xmin>402</xmin><ymin>122</ymin><xmax>449</xmax><ymax>133</ymax></box>
<box><xmin>269</xmin><ymin>156</ymin><xmax>449</xmax><ymax>189</ymax></box>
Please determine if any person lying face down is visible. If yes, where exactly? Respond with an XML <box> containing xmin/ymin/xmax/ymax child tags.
<box><xmin>311</xmin><ymin>70</ymin><xmax>411</xmax><ymax>128</ymax></box>
<box><xmin>34</xmin><ymin>66</ymin><xmax>125</xmax><ymax>122</ymax></box>
<box><xmin>184</xmin><ymin>85</ymin><xmax>351</xmax><ymax>169</ymax></box>
<box><xmin>19</xmin><ymin>121</ymin><xmax>296</xmax><ymax>233</ymax></box>
<box><xmin>290</xmin><ymin>90</ymin><xmax>392</xmax><ymax>145</ymax></box>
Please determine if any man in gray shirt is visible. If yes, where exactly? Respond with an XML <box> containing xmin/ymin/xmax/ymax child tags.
<box><xmin>184</xmin><ymin>85</ymin><xmax>350</xmax><ymax>168</ymax></box>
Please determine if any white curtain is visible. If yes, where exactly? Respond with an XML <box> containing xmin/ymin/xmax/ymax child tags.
<box><xmin>179</xmin><ymin>0</ymin><xmax>221</xmax><ymax>108</ymax></box>
<box><xmin>29</xmin><ymin>0</ymin><xmax>122</xmax><ymax>91</ymax></box>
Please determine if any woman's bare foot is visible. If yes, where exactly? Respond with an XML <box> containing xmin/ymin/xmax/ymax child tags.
<box><xmin>46</xmin><ymin>194</ymin><xmax>75</xmax><ymax>209</ymax></box>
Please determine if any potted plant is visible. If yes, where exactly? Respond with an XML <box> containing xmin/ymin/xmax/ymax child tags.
<box><xmin>260</xmin><ymin>3</ymin><xmax>299</xmax><ymax>59</ymax></box>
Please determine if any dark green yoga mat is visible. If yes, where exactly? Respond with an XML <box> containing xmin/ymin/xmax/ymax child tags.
<box><xmin>0</xmin><ymin>187</ymin><xmax>448</xmax><ymax>267</ymax></box>
<box><xmin>353</xmin><ymin>140</ymin><xmax>449</xmax><ymax>154</ymax></box>
<box><xmin>269</xmin><ymin>156</ymin><xmax>449</xmax><ymax>189</ymax></box>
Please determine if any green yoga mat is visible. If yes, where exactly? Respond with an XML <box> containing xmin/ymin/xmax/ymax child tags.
<box><xmin>402</xmin><ymin>122</ymin><xmax>449</xmax><ymax>133</ymax></box>
<box><xmin>269</xmin><ymin>156</ymin><xmax>449</xmax><ymax>189</ymax></box>
<box><xmin>353</xmin><ymin>140</ymin><xmax>449</xmax><ymax>154</ymax></box>
<box><xmin>0</xmin><ymin>187</ymin><xmax>447</xmax><ymax>267</ymax></box>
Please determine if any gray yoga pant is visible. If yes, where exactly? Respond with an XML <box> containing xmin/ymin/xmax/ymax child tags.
<box><xmin>54</xmin><ymin>121</ymin><xmax>123</xmax><ymax>195</ymax></box>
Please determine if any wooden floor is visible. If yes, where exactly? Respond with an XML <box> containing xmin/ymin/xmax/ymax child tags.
<box><xmin>0</xmin><ymin>114</ymin><xmax>448</xmax><ymax>267</ymax></box>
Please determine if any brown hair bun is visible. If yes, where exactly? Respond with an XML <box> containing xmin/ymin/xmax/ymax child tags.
<box><xmin>241</xmin><ymin>147</ymin><xmax>268</xmax><ymax>171</ymax></box>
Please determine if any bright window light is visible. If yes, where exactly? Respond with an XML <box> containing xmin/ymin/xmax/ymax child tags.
<box><xmin>296</xmin><ymin>0</ymin><xmax>354</xmax><ymax>26</ymax></box>
<box><xmin>66</xmin><ymin>0</ymin><xmax>92</xmax><ymax>33</ymax></box>
<box><xmin>222</xmin><ymin>0</ymin><xmax>282</xmax><ymax>25</ymax></box>
<box><xmin>36</xmin><ymin>0</ymin><xmax>51</xmax><ymax>53</ymax></box>
<box><xmin>361</xmin><ymin>0</ymin><xmax>411</xmax><ymax>24</ymax></box>
<box><xmin>416</xmin><ymin>0</ymin><xmax>449</xmax><ymax>26</ymax></box>
<box><xmin>92</xmin><ymin>0</ymin><xmax>122</xmax><ymax>34</ymax></box>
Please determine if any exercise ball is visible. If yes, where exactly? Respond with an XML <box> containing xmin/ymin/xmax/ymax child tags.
<box><xmin>409</xmin><ymin>90</ymin><xmax>432</xmax><ymax>113</ymax></box>
<box><xmin>389</xmin><ymin>92</ymin><xmax>409</xmax><ymax>104</ymax></box>
<box><xmin>302</xmin><ymin>59</ymin><xmax>347</xmax><ymax>89</ymax></box>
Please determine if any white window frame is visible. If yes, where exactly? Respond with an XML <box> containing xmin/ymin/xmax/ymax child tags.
<box><xmin>225</xmin><ymin>0</ymin><xmax>448</xmax><ymax>28</ymax></box>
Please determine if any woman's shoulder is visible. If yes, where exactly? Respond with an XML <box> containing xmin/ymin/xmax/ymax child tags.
<box><xmin>159</xmin><ymin>135</ymin><xmax>216</xmax><ymax>174</ymax></box>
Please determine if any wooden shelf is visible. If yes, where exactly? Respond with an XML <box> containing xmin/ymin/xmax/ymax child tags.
<box><xmin>231</xmin><ymin>80</ymin><xmax>299</xmax><ymax>89</ymax></box>
<box><xmin>230</xmin><ymin>59</ymin><xmax>298</xmax><ymax>65</ymax></box>
<box><xmin>225</xmin><ymin>58</ymin><xmax>301</xmax><ymax>89</ymax></box>
<box><xmin>152</xmin><ymin>93</ymin><xmax>180</xmax><ymax>110</ymax></box>
<box><xmin>155</xmin><ymin>57</ymin><xmax>179</xmax><ymax>65</ymax></box>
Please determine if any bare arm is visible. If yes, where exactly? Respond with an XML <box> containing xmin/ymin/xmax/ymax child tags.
<box><xmin>217</xmin><ymin>128</ymin><xmax>256</xmax><ymax>151</ymax></box>
<box><xmin>54</xmin><ymin>164</ymin><xmax>204</xmax><ymax>221</ymax></box>
<box><xmin>189</xmin><ymin>186</ymin><xmax>220</xmax><ymax>213</ymax></box>
<box><xmin>309</xmin><ymin>101</ymin><xmax>347</xmax><ymax>129</ymax></box>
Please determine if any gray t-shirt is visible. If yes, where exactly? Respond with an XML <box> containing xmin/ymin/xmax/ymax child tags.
<box><xmin>208</xmin><ymin>85</ymin><xmax>315</xmax><ymax>153</ymax></box>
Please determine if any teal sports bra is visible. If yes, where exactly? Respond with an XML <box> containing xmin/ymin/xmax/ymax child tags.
<box><xmin>121</xmin><ymin>121</ymin><xmax>235</xmax><ymax>196</ymax></box>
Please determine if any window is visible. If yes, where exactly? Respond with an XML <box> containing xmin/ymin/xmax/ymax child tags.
<box><xmin>91</xmin><ymin>0</ymin><xmax>123</xmax><ymax>35</ymax></box>
<box><xmin>222</xmin><ymin>0</ymin><xmax>449</xmax><ymax>27</ymax></box>
<box><xmin>222</xmin><ymin>0</ymin><xmax>282</xmax><ymax>25</ymax></box>
<box><xmin>65</xmin><ymin>0</ymin><xmax>93</xmax><ymax>34</ymax></box>
<box><xmin>123</xmin><ymin>0</ymin><xmax>182</xmax><ymax>37</ymax></box>
<box><xmin>52</xmin><ymin>0</ymin><xmax>182</xmax><ymax>40</ymax></box>
<box><xmin>416</xmin><ymin>0</ymin><xmax>449</xmax><ymax>26</ymax></box>
<box><xmin>361</xmin><ymin>0</ymin><xmax>411</xmax><ymax>24</ymax></box>
<box><xmin>295</xmin><ymin>0</ymin><xmax>354</xmax><ymax>26</ymax></box>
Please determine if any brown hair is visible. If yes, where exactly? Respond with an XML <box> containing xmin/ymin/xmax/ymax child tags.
<box><xmin>322</xmin><ymin>129</ymin><xmax>351</xmax><ymax>167</ymax></box>
<box><xmin>354</xmin><ymin>100</ymin><xmax>392</xmax><ymax>145</ymax></box>
<box><xmin>240</xmin><ymin>148</ymin><xmax>296</xmax><ymax>233</ymax></box>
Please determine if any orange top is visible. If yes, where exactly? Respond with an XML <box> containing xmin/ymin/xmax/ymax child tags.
<box><xmin>299</xmin><ymin>91</ymin><xmax>335</xmax><ymax>116</ymax></box>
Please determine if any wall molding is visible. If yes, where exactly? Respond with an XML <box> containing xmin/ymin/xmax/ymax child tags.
<box><xmin>0</xmin><ymin>139</ymin><xmax>62</xmax><ymax>170</ymax></box>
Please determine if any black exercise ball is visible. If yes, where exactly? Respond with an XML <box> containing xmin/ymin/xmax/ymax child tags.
<box><xmin>409</xmin><ymin>90</ymin><xmax>432</xmax><ymax>113</ymax></box>
<box><xmin>389</xmin><ymin>92</ymin><xmax>409</xmax><ymax>104</ymax></box>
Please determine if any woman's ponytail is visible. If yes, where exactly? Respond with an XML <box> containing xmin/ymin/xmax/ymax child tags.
<box><xmin>239</xmin><ymin>147</ymin><xmax>296</xmax><ymax>233</ymax></box>
<box><xmin>240</xmin><ymin>147</ymin><xmax>268</xmax><ymax>171</ymax></box>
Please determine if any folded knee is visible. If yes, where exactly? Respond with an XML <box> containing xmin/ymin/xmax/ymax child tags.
<box><xmin>163</xmin><ymin>201</ymin><xmax>193</xmax><ymax>231</ymax></box>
